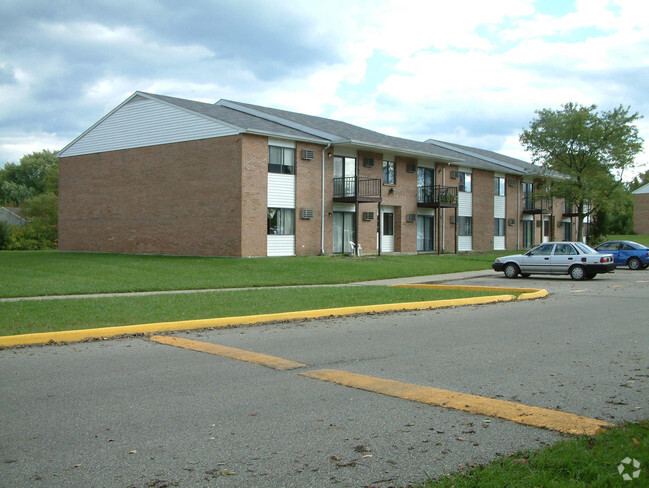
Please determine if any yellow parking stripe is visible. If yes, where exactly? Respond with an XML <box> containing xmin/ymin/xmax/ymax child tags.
<box><xmin>300</xmin><ymin>369</ymin><xmax>613</xmax><ymax>436</ymax></box>
<box><xmin>150</xmin><ymin>335</ymin><xmax>307</xmax><ymax>370</ymax></box>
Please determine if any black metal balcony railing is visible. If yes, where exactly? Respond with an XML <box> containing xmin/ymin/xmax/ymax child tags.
<box><xmin>333</xmin><ymin>176</ymin><xmax>382</xmax><ymax>201</ymax></box>
<box><xmin>417</xmin><ymin>185</ymin><xmax>458</xmax><ymax>207</ymax></box>
<box><xmin>523</xmin><ymin>195</ymin><xmax>552</xmax><ymax>214</ymax></box>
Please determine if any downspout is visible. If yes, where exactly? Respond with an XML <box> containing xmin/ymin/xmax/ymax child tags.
<box><xmin>321</xmin><ymin>143</ymin><xmax>331</xmax><ymax>255</ymax></box>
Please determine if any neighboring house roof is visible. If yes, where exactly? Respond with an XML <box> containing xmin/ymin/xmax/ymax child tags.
<box><xmin>0</xmin><ymin>207</ymin><xmax>28</xmax><ymax>226</ymax></box>
<box><xmin>632</xmin><ymin>182</ymin><xmax>649</xmax><ymax>194</ymax></box>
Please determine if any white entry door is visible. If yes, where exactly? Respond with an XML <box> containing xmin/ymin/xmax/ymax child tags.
<box><xmin>381</xmin><ymin>207</ymin><xmax>394</xmax><ymax>253</ymax></box>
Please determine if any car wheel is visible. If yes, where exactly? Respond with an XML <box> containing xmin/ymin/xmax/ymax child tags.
<box><xmin>504</xmin><ymin>263</ymin><xmax>519</xmax><ymax>279</ymax></box>
<box><xmin>569</xmin><ymin>265</ymin><xmax>586</xmax><ymax>281</ymax></box>
<box><xmin>627</xmin><ymin>257</ymin><xmax>642</xmax><ymax>270</ymax></box>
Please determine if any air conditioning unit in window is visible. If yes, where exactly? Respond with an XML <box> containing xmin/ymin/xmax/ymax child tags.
<box><xmin>450</xmin><ymin>170</ymin><xmax>459</xmax><ymax>179</ymax></box>
<box><xmin>301</xmin><ymin>209</ymin><xmax>314</xmax><ymax>219</ymax></box>
<box><xmin>363</xmin><ymin>158</ymin><xmax>374</xmax><ymax>167</ymax></box>
<box><xmin>508</xmin><ymin>218</ymin><xmax>516</xmax><ymax>226</ymax></box>
<box><xmin>301</xmin><ymin>149</ymin><xmax>314</xmax><ymax>160</ymax></box>
<box><xmin>407</xmin><ymin>163</ymin><xmax>416</xmax><ymax>173</ymax></box>
<box><xmin>406</xmin><ymin>213</ymin><xmax>416</xmax><ymax>222</ymax></box>
<box><xmin>362</xmin><ymin>211</ymin><xmax>374</xmax><ymax>221</ymax></box>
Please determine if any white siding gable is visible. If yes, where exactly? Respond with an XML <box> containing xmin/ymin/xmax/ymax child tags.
<box><xmin>59</xmin><ymin>95</ymin><xmax>239</xmax><ymax>157</ymax></box>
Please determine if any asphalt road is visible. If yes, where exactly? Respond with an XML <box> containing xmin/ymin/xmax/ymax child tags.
<box><xmin>1</xmin><ymin>269</ymin><xmax>647</xmax><ymax>487</ymax></box>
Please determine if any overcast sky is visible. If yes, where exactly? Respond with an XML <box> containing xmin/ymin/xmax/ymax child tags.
<box><xmin>1</xmin><ymin>0</ymin><xmax>648</xmax><ymax>178</ymax></box>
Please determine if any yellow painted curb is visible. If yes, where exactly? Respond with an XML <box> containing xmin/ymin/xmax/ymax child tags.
<box><xmin>301</xmin><ymin>369</ymin><xmax>613</xmax><ymax>436</ymax></box>
<box><xmin>393</xmin><ymin>284</ymin><xmax>548</xmax><ymax>301</ymax></box>
<box><xmin>150</xmin><ymin>335</ymin><xmax>307</xmax><ymax>370</ymax></box>
<box><xmin>0</xmin><ymin>285</ymin><xmax>545</xmax><ymax>348</ymax></box>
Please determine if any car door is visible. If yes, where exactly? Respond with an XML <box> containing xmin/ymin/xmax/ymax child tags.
<box><xmin>520</xmin><ymin>243</ymin><xmax>555</xmax><ymax>273</ymax></box>
<box><xmin>551</xmin><ymin>243</ymin><xmax>579</xmax><ymax>273</ymax></box>
<box><xmin>617</xmin><ymin>243</ymin><xmax>634</xmax><ymax>266</ymax></box>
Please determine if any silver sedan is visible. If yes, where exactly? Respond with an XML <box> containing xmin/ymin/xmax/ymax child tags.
<box><xmin>492</xmin><ymin>242</ymin><xmax>616</xmax><ymax>280</ymax></box>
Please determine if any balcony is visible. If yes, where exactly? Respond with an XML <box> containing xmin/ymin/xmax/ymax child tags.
<box><xmin>333</xmin><ymin>176</ymin><xmax>382</xmax><ymax>202</ymax></box>
<box><xmin>563</xmin><ymin>203</ymin><xmax>579</xmax><ymax>217</ymax></box>
<box><xmin>522</xmin><ymin>195</ymin><xmax>552</xmax><ymax>214</ymax></box>
<box><xmin>417</xmin><ymin>185</ymin><xmax>458</xmax><ymax>208</ymax></box>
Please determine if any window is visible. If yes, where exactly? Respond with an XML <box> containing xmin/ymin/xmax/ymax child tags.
<box><xmin>267</xmin><ymin>208</ymin><xmax>295</xmax><ymax>235</ymax></box>
<box><xmin>494</xmin><ymin>218</ymin><xmax>506</xmax><ymax>237</ymax></box>
<box><xmin>333</xmin><ymin>212</ymin><xmax>355</xmax><ymax>254</ymax></box>
<box><xmin>268</xmin><ymin>146</ymin><xmax>295</xmax><ymax>174</ymax></box>
<box><xmin>383</xmin><ymin>161</ymin><xmax>396</xmax><ymax>185</ymax></box>
<box><xmin>494</xmin><ymin>177</ymin><xmax>506</xmax><ymax>196</ymax></box>
<box><xmin>523</xmin><ymin>220</ymin><xmax>533</xmax><ymax>248</ymax></box>
<box><xmin>459</xmin><ymin>172</ymin><xmax>472</xmax><ymax>192</ymax></box>
<box><xmin>529</xmin><ymin>243</ymin><xmax>554</xmax><ymax>256</ymax></box>
<box><xmin>417</xmin><ymin>215</ymin><xmax>434</xmax><ymax>251</ymax></box>
<box><xmin>458</xmin><ymin>216</ymin><xmax>472</xmax><ymax>236</ymax></box>
<box><xmin>554</xmin><ymin>243</ymin><xmax>577</xmax><ymax>255</ymax></box>
<box><xmin>383</xmin><ymin>212</ymin><xmax>394</xmax><ymax>236</ymax></box>
<box><xmin>562</xmin><ymin>222</ymin><xmax>572</xmax><ymax>241</ymax></box>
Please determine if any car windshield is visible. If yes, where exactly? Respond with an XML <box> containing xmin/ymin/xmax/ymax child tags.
<box><xmin>575</xmin><ymin>242</ymin><xmax>597</xmax><ymax>254</ymax></box>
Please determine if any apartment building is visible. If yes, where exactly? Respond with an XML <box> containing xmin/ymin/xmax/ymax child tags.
<box><xmin>57</xmin><ymin>91</ymin><xmax>579</xmax><ymax>257</ymax></box>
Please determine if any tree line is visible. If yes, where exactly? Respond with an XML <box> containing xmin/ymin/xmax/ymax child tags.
<box><xmin>0</xmin><ymin>150</ymin><xmax>59</xmax><ymax>249</ymax></box>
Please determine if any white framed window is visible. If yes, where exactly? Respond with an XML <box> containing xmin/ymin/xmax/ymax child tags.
<box><xmin>383</xmin><ymin>161</ymin><xmax>396</xmax><ymax>185</ymax></box>
<box><xmin>458</xmin><ymin>216</ymin><xmax>472</xmax><ymax>236</ymax></box>
<box><xmin>494</xmin><ymin>218</ymin><xmax>506</xmax><ymax>236</ymax></box>
<box><xmin>267</xmin><ymin>208</ymin><xmax>295</xmax><ymax>235</ymax></box>
<box><xmin>459</xmin><ymin>172</ymin><xmax>472</xmax><ymax>192</ymax></box>
<box><xmin>268</xmin><ymin>146</ymin><xmax>295</xmax><ymax>175</ymax></box>
<box><xmin>494</xmin><ymin>177</ymin><xmax>506</xmax><ymax>196</ymax></box>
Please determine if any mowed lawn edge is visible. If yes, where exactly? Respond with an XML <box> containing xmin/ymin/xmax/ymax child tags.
<box><xmin>0</xmin><ymin>251</ymin><xmax>502</xmax><ymax>298</ymax></box>
<box><xmin>0</xmin><ymin>286</ymin><xmax>518</xmax><ymax>336</ymax></box>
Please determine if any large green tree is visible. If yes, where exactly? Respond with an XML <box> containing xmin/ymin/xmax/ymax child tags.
<box><xmin>520</xmin><ymin>103</ymin><xmax>644</xmax><ymax>242</ymax></box>
<box><xmin>0</xmin><ymin>149</ymin><xmax>59</xmax><ymax>206</ymax></box>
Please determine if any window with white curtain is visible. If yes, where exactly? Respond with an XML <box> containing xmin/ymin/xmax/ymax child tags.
<box><xmin>267</xmin><ymin>208</ymin><xmax>295</xmax><ymax>235</ymax></box>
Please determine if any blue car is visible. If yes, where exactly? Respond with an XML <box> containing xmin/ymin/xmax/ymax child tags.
<box><xmin>594</xmin><ymin>240</ymin><xmax>649</xmax><ymax>270</ymax></box>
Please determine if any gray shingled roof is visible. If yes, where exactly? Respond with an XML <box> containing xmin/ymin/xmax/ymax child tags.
<box><xmin>425</xmin><ymin>139</ymin><xmax>543</xmax><ymax>176</ymax></box>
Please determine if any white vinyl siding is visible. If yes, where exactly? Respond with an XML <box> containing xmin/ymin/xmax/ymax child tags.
<box><xmin>458</xmin><ymin>191</ymin><xmax>472</xmax><ymax>216</ymax></box>
<box><xmin>494</xmin><ymin>194</ymin><xmax>506</xmax><ymax>250</ymax></box>
<box><xmin>268</xmin><ymin>173</ymin><xmax>295</xmax><ymax>207</ymax></box>
<box><xmin>267</xmin><ymin>235</ymin><xmax>295</xmax><ymax>256</ymax></box>
<box><xmin>59</xmin><ymin>95</ymin><xmax>238</xmax><ymax>157</ymax></box>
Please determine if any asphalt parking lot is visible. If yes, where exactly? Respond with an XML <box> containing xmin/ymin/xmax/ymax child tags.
<box><xmin>1</xmin><ymin>268</ymin><xmax>647</xmax><ymax>487</ymax></box>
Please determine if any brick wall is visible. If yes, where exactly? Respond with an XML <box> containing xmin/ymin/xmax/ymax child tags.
<box><xmin>295</xmin><ymin>142</ymin><xmax>328</xmax><ymax>255</ymax></box>
<box><xmin>634</xmin><ymin>194</ymin><xmax>649</xmax><ymax>235</ymax></box>
<box><xmin>472</xmin><ymin>168</ymin><xmax>494</xmax><ymax>250</ymax></box>
<box><xmin>59</xmin><ymin>136</ymin><xmax>244</xmax><ymax>256</ymax></box>
<box><xmin>240</xmin><ymin>134</ymin><xmax>268</xmax><ymax>257</ymax></box>
<box><xmin>505</xmin><ymin>175</ymin><xmax>520</xmax><ymax>249</ymax></box>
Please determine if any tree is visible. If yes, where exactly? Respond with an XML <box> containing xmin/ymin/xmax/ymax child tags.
<box><xmin>520</xmin><ymin>103</ymin><xmax>644</xmax><ymax>242</ymax></box>
<box><xmin>0</xmin><ymin>149</ymin><xmax>59</xmax><ymax>205</ymax></box>
<box><xmin>628</xmin><ymin>168</ymin><xmax>649</xmax><ymax>192</ymax></box>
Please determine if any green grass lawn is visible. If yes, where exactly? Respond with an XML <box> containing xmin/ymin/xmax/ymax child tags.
<box><xmin>0</xmin><ymin>286</ymin><xmax>513</xmax><ymax>336</ymax></box>
<box><xmin>421</xmin><ymin>420</ymin><xmax>649</xmax><ymax>487</ymax></box>
<box><xmin>0</xmin><ymin>250</ymin><xmax>502</xmax><ymax>298</ymax></box>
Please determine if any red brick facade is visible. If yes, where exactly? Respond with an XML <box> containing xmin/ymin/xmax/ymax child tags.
<box><xmin>59</xmin><ymin>135</ymin><xmax>576</xmax><ymax>257</ymax></box>
<box><xmin>633</xmin><ymin>193</ymin><xmax>649</xmax><ymax>235</ymax></box>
